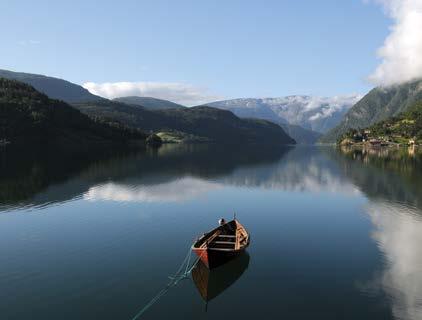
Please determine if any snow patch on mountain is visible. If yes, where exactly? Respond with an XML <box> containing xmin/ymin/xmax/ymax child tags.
<box><xmin>207</xmin><ymin>95</ymin><xmax>362</xmax><ymax>133</ymax></box>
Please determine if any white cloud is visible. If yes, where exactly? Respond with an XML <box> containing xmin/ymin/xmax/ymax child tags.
<box><xmin>18</xmin><ymin>40</ymin><xmax>41</xmax><ymax>46</ymax></box>
<box><xmin>369</xmin><ymin>0</ymin><xmax>422</xmax><ymax>86</ymax></box>
<box><xmin>83</xmin><ymin>81</ymin><xmax>223</xmax><ymax>106</ymax></box>
<box><xmin>302</xmin><ymin>95</ymin><xmax>363</xmax><ymax>121</ymax></box>
<box><xmin>260</xmin><ymin>95</ymin><xmax>362</xmax><ymax>131</ymax></box>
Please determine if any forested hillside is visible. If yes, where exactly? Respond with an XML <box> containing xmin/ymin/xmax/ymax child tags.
<box><xmin>75</xmin><ymin>100</ymin><xmax>296</xmax><ymax>145</ymax></box>
<box><xmin>113</xmin><ymin>96</ymin><xmax>185</xmax><ymax>110</ymax></box>
<box><xmin>322</xmin><ymin>79</ymin><xmax>422</xmax><ymax>142</ymax></box>
<box><xmin>0</xmin><ymin>78</ymin><xmax>145</xmax><ymax>148</ymax></box>
<box><xmin>0</xmin><ymin>69</ymin><xmax>295</xmax><ymax>145</ymax></box>
<box><xmin>0</xmin><ymin>69</ymin><xmax>102</xmax><ymax>103</ymax></box>
<box><xmin>339</xmin><ymin>101</ymin><xmax>422</xmax><ymax>145</ymax></box>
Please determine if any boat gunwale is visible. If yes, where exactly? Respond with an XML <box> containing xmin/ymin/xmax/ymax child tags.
<box><xmin>192</xmin><ymin>219</ymin><xmax>249</xmax><ymax>253</ymax></box>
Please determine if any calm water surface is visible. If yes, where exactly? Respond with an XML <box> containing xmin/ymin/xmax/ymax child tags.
<box><xmin>1</xmin><ymin>145</ymin><xmax>422</xmax><ymax>319</ymax></box>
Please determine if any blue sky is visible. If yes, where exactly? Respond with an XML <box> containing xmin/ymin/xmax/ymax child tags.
<box><xmin>0</xmin><ymin>0</ymin><xmax>392</xmax><ymax>103</ymax></box>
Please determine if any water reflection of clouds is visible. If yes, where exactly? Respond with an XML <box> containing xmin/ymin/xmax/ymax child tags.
<box><xmin>84</xmin><ymin>162</ymin><xmax>360</xmax><ymax>205</ymax></box>
<box><xmin>84</xmin><ymin>177</ymin><xmax>220</xmax><ymax>203</ymax></box>
<box><xmin>366</xmin><ymin>201</ymin><xmax>422</xmax><ymax>320</ymax></box>
<box><xmin>222</xmin><ymin>162</ymin><xmax>361</xmax><ymax>195</ymax></box>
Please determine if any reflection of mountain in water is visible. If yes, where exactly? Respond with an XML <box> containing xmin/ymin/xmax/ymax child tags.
<box><xmin>218</xmin><ymin>146</ymin><xmax>357</xmax><ymax>193</ymax></box>
<box><xmin>3</xmin><ymin>144</ymin><xmax>422</xmax><ymax>212</ymax></box>
<box><xmin>192</xmin><ymin>252</ymin><xmax>250</xmax><ymax>303</ymax></box>
<box><xmin>330</xmin><ymin>147</ymin><xmax>422</xmax><ymax>319</ymax></box>
<box><xmin>329</xmin><ymin>147</ymin><xmax>422</xmax><ymax>210</ymax></box>
<box><xmin>86</xmin><ymin>147</ymin><xmax>359</xmax><ymax>203</ymax></box>
<box><xmin>0</xmin><ymin>145</ymin><xmax>291</xmax><ymax>209</ymax></box>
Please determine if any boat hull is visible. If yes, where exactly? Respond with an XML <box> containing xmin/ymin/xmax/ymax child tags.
<box><xmin>192</xmin><ymin>245</ymin><xmax>248</xmax><ymax>269</ymax></box>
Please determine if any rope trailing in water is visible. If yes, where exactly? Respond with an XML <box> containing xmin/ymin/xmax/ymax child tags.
<box><xmin>130</xmin><ymin>246</ymin><xmax>201</xmax><ymax>320</ymax></box>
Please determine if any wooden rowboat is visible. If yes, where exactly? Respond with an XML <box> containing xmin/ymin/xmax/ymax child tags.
<box><xmin>192</xmin><ymin>219</ymin><xmax>250</xmax><ymax>269</ymax></box>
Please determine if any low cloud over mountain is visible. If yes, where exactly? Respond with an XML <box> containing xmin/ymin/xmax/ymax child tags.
<box><xmin>206</xmin><ymin>95</ymin><xmax>362</xmax><ymax>133</ymax></box>
<box><xmin>83</xmin><ymin>81</ymin><xmax>222</xmax><ymax>106</ymax></box>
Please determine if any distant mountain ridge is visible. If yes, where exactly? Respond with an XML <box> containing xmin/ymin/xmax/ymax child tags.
<box><xmin>0</xmin><ymin>69</ymin><xmax>295</xmax><ymax>145</ymax></box>
<box><xmin>0</xmin><ymin>69</ymin><xmax>103</xmax><ymax>103</ymax></box>
<box><xmin>321</xmin><ymin>79</ymin><xmax>422</xmax><ymax>143</ymax></box>
<box><xmin>113</xmin><ymin>96</ymin><xmax>185</xmax><ymax>110</ymax></box>
<box><xmin>75</xmin><ymin>100</ymin><xmax>296</xmax><ymax>145</ymax></box>
<box><xmin>279</xmin><ymin>124</ymin><xmax>321</xmax><ymax>145</ymax></box>
<box><xmin>0</xmin><ymin>78</ymin><xmax>145</xmax><ymax>148</ymax></box>
<box><xmin>205</xmin><ymin>95</ymin><xmax>361</xmax><ymax>134</ymax></box>
<box><xmin>203</xmin><ymin>96</ymin><xmax>362</xmax><ymax>144</ymax></box>
<box><xmin>199</xmin><ymin>101</ymin><xmax>319</xmax><ymax>144</ymax></box>
<box><xmin>113</xmin><ymin>96</ymin><xmax>320</xmax><ymax>144</ymax></box>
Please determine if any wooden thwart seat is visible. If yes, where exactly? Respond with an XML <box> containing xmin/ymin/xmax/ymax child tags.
<box><xmin>208</xmin><ymin>248</ymin><xmax>235</xmax><ymax>252</ymax></box>
<box><xmin>217</xmin><ymin>235</ymin><xmax>236</xmax><ymax>238</ymax></box>
<box><xmin>211</xmin><ymin>241</ymin><xmax>235</xmax><ymax>245</ymax></box>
